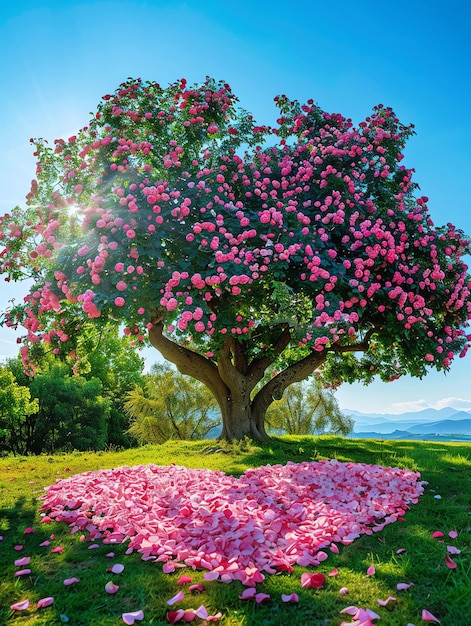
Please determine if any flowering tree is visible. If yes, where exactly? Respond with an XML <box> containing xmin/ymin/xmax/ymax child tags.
<box><xmin>1</xmin><ymin>77</ymin><xmax>470</xmax><ymax>441</ymax></box>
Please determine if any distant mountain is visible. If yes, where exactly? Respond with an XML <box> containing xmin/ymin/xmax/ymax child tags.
<box><xmin>345</xmin><ymin>407</ymin><xmax>471</xmax><ymax>441</ymax></box>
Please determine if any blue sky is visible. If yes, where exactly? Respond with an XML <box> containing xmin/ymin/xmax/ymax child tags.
<box><xmin>1</xmin><ymin>0</ymin><xmax>471</xmax><ymax>414</ymax></box>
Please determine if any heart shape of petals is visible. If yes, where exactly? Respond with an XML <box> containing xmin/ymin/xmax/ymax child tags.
<box><xmin>40</xmin><ymin>460</ymin><xmax>424</xmax><ymax>579</ymax></box>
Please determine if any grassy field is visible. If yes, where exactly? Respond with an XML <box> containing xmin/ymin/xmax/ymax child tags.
<box><xmin>0</xmin><ymin>436</ymin><xmax>470</xmax><ymax>625</ymax></box>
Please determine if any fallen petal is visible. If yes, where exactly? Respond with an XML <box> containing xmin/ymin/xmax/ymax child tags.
<box><xmin>15</xmin><ymin>569</ymin><xmax>31</xmax><ymax>576</ymax></box>
<box><xmin>445</xmin><ymin>555</ymin><xmax>457</xmax><ymax>569</ymax></box>
<box><xmin>14</xmin><ymin>545</ymin><xmax>24</xmax><ymax>551</ymax></box>
<box><xmin>177</xmin><ymin>574</ymin><xmax>193</xmax><ymax>584</ymax></box>
<box><xmin>255</xmin><ymin>593</ymin><xmax>271</xmax><ymax>603</ymax></box>
<box><xmin>238</xmin><ymin>588</ymin><xmax>256</xmax><ymax>600</ymax></box>
<box><xmin>447</xmin><ymin>546</ymin><xmax>461</xmax><ymax>555</ymax></box>
<box><xmin>195</xmin><ymin>605</ymin><xmax>209</xmax><ymax>619</ymax></box>
<box><xmin>206</xmin><ymin>613</ymin><xmax>222</xmax><ymax>622</ymax></box>
<box><xmin>14</xmin><ymin>557</ymin><xmax>31</xmax><ymax>566</ymax></box>
<box><xmin>122</xmin><ymin>610</ymin><xmax>144</xmax><ymax>624</ymax></box>
<box><xmin>189</xmin><ymin>584</ymin><xmax>204</xmax><ymax>593</ymax></box>
<box><xmin>167</xmin><ymin>591</ymin><xmax>185</xmax><ymax>605</ymax></box>
<box><xmin>281</xmin><ymin>593</ymin><xmax>299</xmax><ymax>603</ymax></box>
<box><xmin>105</xmin><ymin>581</ymin><xmax>120</xmax><ymax>594</ymax></box>
<box><xmin>377</xmin><ymin>596</ymin><xmax>396</xmax><ymax>606</ymax></box>
<box><xmin>111</xmin><ymin>563</ymin><xmax>125</xmax><ymax>574</ymax></box>
<box><xmin>397</xmin><ymin>582</ymin><xmax>414</xmax><ymax>591</ymax></box>
<box><xmin>182</xmin><ymin>609</ymin><xmax>196</xmax><ymax>622</ymax></box>
<box><xmin>51</xmin><ymin>546</ymin><xmax>64</xmax><ymax>553</ymax></box>
<box><xmin>64</xmin><ymin>577</ymin><xmax>80</xmax><ymax>586</ymax></box>
<box><xmin>328</xmin><ymin>568</ymin><xmax>339</xmax><ymax>576</ymax></box>
<box><xmin>23</xmin><ymin>527</ymin><xmax>35</xmax><ymax>534</ymax></box>
<box><xmin>448</xmin><ymin>530</ymin><xmax>458</xmax><ymax>539</ymax></box>
<box><xmin>396</xmin><ymin>548</ymin><xmax>407</xmax><ymax>554</ymax></box>
<box><xmin>10</xmin><ymin>599</ymin><xmax>30</xmax><ymax>610</ymax></box>
<box><xmin>422</xmin><ymin>609</ymin><xmax>441</xmax><ymax>623</ymax></box>
<box><xmin>432</xmin><ymin>531</ymin><xmax>444</xmax><ymax>538</ymax></box>
<box><xmin>366</xmin><ymin>564</ymin><xmax>375</xmax><ymax>576</ymax></box>
<box><xmin>37</xmin><ymin>597</ymin><xmax>54</xmax><ymax>608</ymax></box>
<box><xmin>167</xmin><ymin>610</ymin><xmax>185</xmax><ymax>623</ymax></box>
<box><xmin>339</xmin><ymin>587</ymin><xmax>349</xmax><ymax>595</ymax></box>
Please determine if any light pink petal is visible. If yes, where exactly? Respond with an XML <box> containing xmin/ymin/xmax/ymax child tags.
<box><xmin>39</xmin><ymin>540</ymin><xmax>51</xmax><ymax>547</ymax></box>
<box><xmin>339</xmin><ymin>587</ymin><xmax>349</xmax><ymax>595</ymax></box>
<box><xmin>422</xmin><ymin>609</ymin><xmax>441</xmax><ymax>623</ymax></box>
<box><xmin>105</xmin><ymin>581</ymin><xmax>120</xmax><ymax>594</ymax></box>
<box><xmin>37</xmin><ymin>597</ymin><xmax>54</xmax><ymax>608</ymax></box>
<box><xmin>14</xmin><ymin>557</ymin><xmax>31</xmax><ymax>566</ymax></box>
<box><xmin>445</xmin><ymin>555</ymin><xmax>457</xmax><ymax>569</ymax></box>
<box><xmin>448</xmin><ymin>530</ymin><xmax>458</xmax><ymax>539</ymax></box>
<box><xmin>340</xmin><ymin>605</ymin><xmax>359</xmax><ymax>615</ymax></box>
<box><xmin>431</xmin><ymin>531</ymin><xmax>444</xmax><ymax>538</ymax></box>
<box><xmin>182</xmin><ymin>609</ymin><xmax>196</xmax><ymax>622</ymax></box>
<box><xmin>106</xmin><ymin>551</ymin><xmax>115</xmax><ymax>558</ymax></box>
<box><xmin>281</xmin><ymin>593</ymin><xmax>299</xmax><ymax>603</ymax></box>
<box><xmin>23</xmin><ymin>527</ymin><xmax>35</xmax><ymax>534</ymax></box>
<box><xmin>111</xmin><ymin>563</ymin><xmax>125</xmax><ymax>574</ymax></box>
<box><xmin>10</xmin><ymin>599</ymin><xmax>30</xmax><ymax>610</ymax></box>
<box><xmin>397</xmin><ymin>582</ymin><xmax>414</xmax><ymax>591</ymax></box>
<box><xmin>122</xmin><ymin>610</ymin><xmax>144</xmax><ymax>624</ymax></box>
<box><xmin>238</xmin><ymin>588</ymin><xmax>256</xmax><ymax>600</ymax></box>
<box><xmin>447</xmin><ymin>545</ymin><xmax>461</xmax><ymax>555</ymax></box>
<box><xmin>167</xmin><ymin>591</ymin><xmax>185</xmax><ymax>605</ymax></box>
<box><xmin>51</xmin><ymin>546</ymin><xmax>64</xmax><ymax>553</ymax></box>
<box><xmin>88</xmin><ymin>543</ymin><xmax>100</xmax><ymax>549</ymax></box>
<box><xmin>64</xmin><ymin>577</ymin><xmax>80</xmax><ymax>585</ymax></box>
<box><xmin>377</xmin><ymin>596</ymin><xmax>396</xmax><ymax>606</ymax></box>
<box><xmin>14</xmin><ymin>545</ymin><xmax>24</xmax><ymax>551</ymax></box>
<box><xmin>206</xmin><ymin>613</ymin><xmax>222</xmax><ymax>622</ymax></box>
<box><xmin>329</xmin><ymin>568</ymin><xmax>339</xmax><ymax>576</ymax></box>
<box><xmin>396</xmin><ymin>548</ymin><xmax>407</xmax><ymax>554</ymax></box>
<box><xmin>330</xmin><ymin>543</ymin><xmax>339</xmax><ymax>554</ymax></box>
<box><xmin>195</xmin><ymin>605</ymin><xmax>209</xmax><ymax>619</ymax></box>
<box><xmin>189</xmin><ymin>584</ymin><xmax>204</xmax><ymax>592</ymax></box>
<box><xmin>255</xmin><ymin>593</ymin><xmax>271</xmax><ymax>603</ymax></box>
<box><xmin>203</xmin><ymin>571</ymin><xmax>219</xmax><ymax>581</ymax></box>
<box><xmin>162</xmin><ymin>561</ymin><xmax>176</xmax><ymax>574</ymax></box>
<box><xmin>366</xmin><ymin>564</ymin><xmax>375</xmax><ymax>576</ymax></box>
<box><xmin>15</xmin><ymin>569</ymin><xmax>31</xmax><ymax>576</ymax></box>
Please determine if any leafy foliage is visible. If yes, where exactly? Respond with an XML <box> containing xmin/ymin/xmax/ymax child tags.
<box><xmin>0</xmin><ymin>366</ymin><xmax>38</xmax><ymax>454</ymax></box>
<box><xmin>125</xmin><ymin>364</ymin><xmax>217</xmax><ymax>444</ymax></box>
<box><xmin>266</xmin><ymin>375</ymin><xmax>353</xmax><ymax>435</ymax></box>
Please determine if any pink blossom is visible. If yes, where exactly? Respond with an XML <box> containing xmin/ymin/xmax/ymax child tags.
<box><xmin>114</xmin><ymin>297</ymin><xmax>125</xmax><ymax>307</ymax></box>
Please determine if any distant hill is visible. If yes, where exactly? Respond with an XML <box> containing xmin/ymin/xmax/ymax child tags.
<box><xmin>345</xmin><ymin>407</ymin><xmax>471</xmax><ymax>442</ymax></box>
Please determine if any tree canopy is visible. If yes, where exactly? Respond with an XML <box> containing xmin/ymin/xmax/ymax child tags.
<box><xmin>1</xmin><ymin>76</ymin><xmax>470</xmax><ymax>441</ymax></box>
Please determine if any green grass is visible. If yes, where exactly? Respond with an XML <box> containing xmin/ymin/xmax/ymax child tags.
<box><xmin>0</xmin><ymin>436</ymin><xmax>470</xmax><ymax>625</ymax></box>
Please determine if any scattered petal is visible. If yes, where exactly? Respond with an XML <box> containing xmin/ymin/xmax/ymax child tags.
<box><xmin>163</xmin><ymin>562</ymin><xmax>176</xmax><ymax>574</ymax></box>
<box><xmin>445</xmin><ymin>555</ymin><xmax>457</xmax><ymax>569</ymax></box>
<box><xmin>64</xmin><ymin>577</ymin><xmax>80</xmax><ymax>586</ymax></box>
<box><xmin>432</xmin><ymin>531</ymin><xmax>444</xmax><ymax>538</ymax></box>
<box><xmin>255</xmin><ymin>593</ymin><xmax>271</xmax><ymax>603</ymax></box>
<box><xmin>239</xmin><ymin>588</ymin><xmax>256</xmax><ymax>600</ymax></box>
<box><xmin>189</xmin><ymin>584</ymin><xmax>204</xmax><ymax>593</ymax></box>
<box><xmin>122</xmin><ymin>610</ymin><xmax>144</xmax><ymax>624</ymax></box>
<box><xmin>167</xmin><ymin>610</ymin><xmax>185</xmax><ymax>624</ymax></box>
<box><xmin>14</xmin><ymin>545</ymin><xmax>24</xmax><ymax>551</ymax></box>
<box><xmin>51</xmin><ymin>546</ymin><xmax>64</xmax><ymax>553</ymax></box>
<box><xmin>396</xmin><ymin>548</ymin><xmax>407</xmax><ymax>554</ymax></box>
<box><xmin>167</xmin><ymin>591</ymin><xmax>185</xmax><ymax>605</ymax></box>
<box><xmin>177</xmin><ymin>574</ymin><xmax>193</xmax><ymax>584</ymax></box>
<box><xmin>339</xmin><ymin>587</ymin><xmax>349</xmax><ymax>595</ymax></box>
<box><xmin>15</xmin><ymin>569</ymin><xmax>32</xmax><ymax>576</ymax></box>
<box><xmin>328</xmin><ymin>568</ymin><xmax>339</xmax><ymax>576</ymax></box>
<box><xmin>14</xmin><ymin>556</ymin><xmax>31</xmax><ymax>566</ymax></box>
<box><xmin>447</xmin><ymin>545</ymin><xmax>461</xmax><ymax>555</ymax></box>
<box><xmin>397</xmin><ymin>582</ymin><xmax>414</xmax><ymax>591</ymax></box>
<box><xmin>10</xmin><ymin>599</ymin><xmax>30</xmax><ymax>610</ymax></box>
<box><xmin>39</xmin><ymin>540</ymin><xmax>51</xmax><ymax>547</ymax></box>
<box><xmin>88</xmin><ymin>543</ymin><xmax>100</xmax><ymax>550</ymax></box>
<box><xmin>105</xmin><ymin>581</ymin><xmax>120</xmax><ymax>594</ymax></box>
<box><xmin>301</xmin><ymin>572</ymin><xmax>326</xmax><ymax>588</ymax></box>
<box><xmin>37</xmin><ymin>597</ymin><xmax>54</xmax><ymax>608</ymax></box>
<box><xmin>281</xmin><ymin>593</ymin><xmax>299</xmax><ymax>603</ymax></box>
<box><xmin>111</xmin><ymin>563</ymin><xmax>125</xmax><ymax>574</ymax></box>
<box><xmin>422</xmin><ymin>609</ymin><xmax>441</xmax><ymax>623</ymax></box>
<box><xmin>23</xmin><ymin>527</ymin><xmax>35</xmax><ymax>534</ymax></box>
<box><xmin>448</xmin><ymin>530</ymin><xmax>458</xmax><ymax>539</ymax></box>
<box><xmin>377</xmin><ymin>596</ymin><xmax>396</xmax><ymax>606</ymax></box>
<box><xmin>195</xmin><ymin>605</ymin><xmax>209</xmax><ymax>619</ymax></box>
<box><xmin>366</xmin><ymin>564</ymin><xmax>375</xmax><ymax>576</ymax></box>
<box><xmin>106</xmin><ymin>552</ymin><xmax>115</xmax><ymax>558</ymax></box>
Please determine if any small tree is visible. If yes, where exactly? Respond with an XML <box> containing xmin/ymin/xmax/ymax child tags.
<box><xmin>125</xmin><ymin>364</ymin><xmax>217</xmax><ymax>444</ymax></box>
<box><xmin>1</xmin><ymin>77</ymin><xmax>470</xmax><ymax>441</ymax></box>
<box><xmin>266</xmin><ymin>375</ymin><xmax>353</xmax><ymax>436</ymax></box>
<box><xmin>0</xmin><ymin>366</ymin><xmax>38</xmax><ymax>454</ymax></box>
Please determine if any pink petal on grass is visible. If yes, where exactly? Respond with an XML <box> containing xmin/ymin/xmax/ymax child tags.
<box><xmin>15</xmin><ymin>569</ymin><xmax>31</xmax><ymax>576</ymax></box>
<box><xmin>88</xmin><ymin>543</ymin><xmax>100</xmax><ymax>549</ymax></box>
<box><xmin>10</xmin><ymin>600</ymin><xmax>30</xmax><ymax>611</ymax></box>
<box><xmin>182</xmin><ymin>609</ymin><xmax>196</xmax><ymax>622</ymax></box>
<box><xmin>397</xmin><ymin>582</ymin><xmax>414</xmax><ymax>591</ymax></box>
<box><xmin>339</xmin><ymin>587</ymin><xmax>349</xmax><ymax>595</ymax></box>
<box><xmin>23</xmin><ymin>527</ymin><xmax>35</xmax><ymax>534</ymax></box>
<box><xmin>111</xmin><ymin>563</ymin><xmax>125</xmax><ymax>574</ymax></box>
<box><xmin>189</xmin><ymin>584</ymin><xmax>204</xmax><ymax>593</ymax></box>
<box><xmin>177</xmin><ymin>574</ymin><xmax>193</xmax><ymax>584</ymax></box>
<box><xmin>14</xmin><ymin>557</ymin><xmax>31</xmax><ymax>566</ymax></box>
<box><xmin>432</xmin><ymin>531</ymin><xmax>444</xmax><ymax>539</ymax></box>
<box><xmin>37</xmin><ymin>597</ymin><xmax>54</xmax><ymax>608</ymax></box>
<box><xmin>445</xmin><ymin>555</ymin><xmax>457</xmax><ymax>569</ymax></box>
<box><xmin>106</xmin><ymin>552</ymin><xmax>115</xmax><ymax>558</ymax></box>
<box><xmin>206</xmin><ymin>613</ymin><xmax>222</xmax><ymax>622</ymax></box>
<box><xmin>51</xmin><ymin>546</ymin><xmax>64</xmax><ymax>553</ymax></box>
<box><xmin>422</xmin><ymin>609</ymin><xmax>441</xmax><ymax>623</ymax></box>
<box><xmin>238</xmin><ymin>588</ymin><xmax>256</xmax><ymax>600</ymax></box>
<box><xmin>255</xmin><ymin>593</ymin><xmax>271</xmax><ymax>604</ymax></box>
<box><xmin>396</xmin><ymin>548</ymin><xmax>407</xmax><ymax>554</ymax></box>
<box><xmin>122</xmin><ymin>610</ymin><xmax>144</xmax><ymax>624</ymax></box>
<box><xmin>39</xmin><ymin>540</ymin><xmax>50</xmax><ymax>547</ymax></box>
<box><xmin>281</xmin><ymin>593</ymin><xmax>299</xmax><ymax>603</ymax></box>
<box><xmin>14</xmin><ymin>545</ymin><xmax>24</xmax><ymax>551</ymax></box>
<box><xmin>167</xmin><ymin>610</ymin><xmax>185</xmax><ymax>623</ymax></box>
<box><xmin>328</xmin><ymin>568</ymin><xmax>339</xmax><ymax>576</ymax></box>
<box><xmin>301</xmin><ymin>572</ymin><xmax>326</xmax><ymax>588</ymax></box>
<box><xmin>447</xmin><ymin>546</ymin><xmax>461</xmax><ymax>555</ymax></box>
<box><xmin>366</xmin><ymin>564</ymin><xmax>375</xmax><ymax>576</ymax></box>
<box><xmin>105</xmin><ymin>581</ymin><xmax>120</xmax><ymax>594</ymax></box>
<box><xmin>377</xmin><ymin>596</ymin><xmax>396</xmax><ymax>606</ymax></box>
<box><xmin>448</xmin><ymin>530</ymin><xmax>458</xmax><ymax>539</ymax></box>
<box><xmin>162</xmin><ymin>562</ymin><xmax>176</xmax><ymax>574</ymax></box>
<box><xmin>64</xmin><ymin>577</ymin><xmax>79</xmax><ymax>586</ymax></box>
<box><xmin>167</xmin><ymin>591</ymin><xmax>185</xmax><ymax>606</ymax></box>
